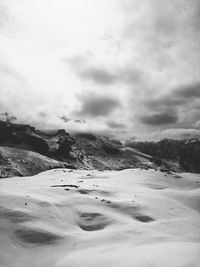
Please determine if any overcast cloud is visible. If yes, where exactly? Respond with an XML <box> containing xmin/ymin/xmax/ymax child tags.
<box><xmin>0</xmin><ymin>0</ymin><xmax>200</xmax><ymax>140</ymax></box>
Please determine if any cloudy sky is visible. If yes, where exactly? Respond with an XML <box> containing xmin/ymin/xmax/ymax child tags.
<box><xmin>0</xmin><ymin>0</ymin><xmax>200</xmax><ymax>141</ymax></box>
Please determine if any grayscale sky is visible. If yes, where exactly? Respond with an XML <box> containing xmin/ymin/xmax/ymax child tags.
<box><xmin>0</xmin><ymin>0</ymin><xmax>200</xmax><ymax>140</ymax></box>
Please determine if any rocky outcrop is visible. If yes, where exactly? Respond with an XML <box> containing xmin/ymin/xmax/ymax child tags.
<box><xmin>126</xmin><ymin>138</ymin><xmax>200</xmax><ymax>173</ymax></box>
<box><xmin>0</xmin><ymin>146</ymin><xmax>74</xmax><ymax>178</ymax></box>
<box><xmin>0</xmin><ymin>121</ymin><xmax>152</xmax><ymax>175</ymax></box>
<box><xmin>0</xmin><ymin>121</ymin><xmax>86</xmax><ymax>177</ymax></box>
<box><xmin>3</xmin><ymin>120</ymin><xmax>193</xmax><ymax>178</ymax></box>
<box><xmin>0</xmin><ymin>121</ymin><xmax>75</xmax><ymax>158</ymax></box>
<box><xmin>74</xmin><ymin>133</ymin><xmax>150</xmax><ymax>170</ymax></box>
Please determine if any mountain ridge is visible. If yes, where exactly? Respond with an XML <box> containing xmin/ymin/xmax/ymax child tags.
<box><xmin>0</xmin><ymin>119</ymin><xmax>199</xmax><ymax>178</ymax></box>
<box><xmin>0</xmin><ymin>120</ymin><xmax>153</xmax><ymax>177</ymax></box>
<box><xmin>126</xmin><ymin>138</ymin><xmax>200</xmax><ymax>173</ymax></box>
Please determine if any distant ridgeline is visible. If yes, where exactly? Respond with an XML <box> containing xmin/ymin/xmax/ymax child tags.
<box><xmin>0</xmin><ymin>120</ymin><xmax>74</xmax><ymax>157</ymax></box>
<box><xmin>0</xmin><ymin>114</ymin><xmax>200</xmax><ymax>178</ymax></box>
<box><xmin>0</xmin><ymin>118</ymin><xmax>150</xmax><ymax>177</ymax></box>
<box><xmin>126</xmin><ymin>139</ymin><xmax>200</xmax><ymax>173</ymax></box>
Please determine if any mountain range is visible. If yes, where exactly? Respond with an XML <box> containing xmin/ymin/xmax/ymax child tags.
<box><xmin>126</xmin><ymin>138</ymin><xmax>200</xmax><ymax>173</ymax></box>
<box><xmin>0</xmin><ymin>120</ymin><xmax>199</xmax><ymax>178</ymax></box>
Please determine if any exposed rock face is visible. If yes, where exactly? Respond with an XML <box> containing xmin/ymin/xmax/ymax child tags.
<box><xmin>0</xmin><ymin>121</ymin><xmax>153</xmax><ymax>177</ymax></box>
<box><xmin>126</xmin><ymin>138</ymin><xmax>200</xmax><ymax>173</ymax></box>
<box><xmin>0</xmin><ymin>121</ymin><xmax>81</xmax><ymax>177</ymax></box>
<box><xmin>3</xmin><ymin>120</ymin><xmax>198</xmax><ymax>178</ymax></box>
<box><xmin>74</xmin><ymin>133</ymin><xmax>149</xmax><ymax>170</ymax></box>
<box><xmin>0</xmin><ymin>146</ymin><xmax>73</xmax><ymax>178</ymax></box>
<box><xmin>0</xmin><ymin>121</ymin><xmax>74</xmax><ymax>157</ymax></box>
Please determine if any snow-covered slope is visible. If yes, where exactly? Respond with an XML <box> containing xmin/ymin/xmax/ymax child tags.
<box><xmin>0</xmin><ymin>169</ymin><xmax>200</xmax><ymax>267</ymax></box>
<box><xmin>0</xmin><ymin>146</ymin><xmax>73</xmax><ymax>178</ymax></box>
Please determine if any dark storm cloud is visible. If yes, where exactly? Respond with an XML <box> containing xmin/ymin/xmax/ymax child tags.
<box><xmin>175</xmin><ymin>82</ymin><xmax>200</xmax><ymax>98</ymax></box>
<box><xmin>67</xmin><ymin>55</ymin><xmax>141</xmax><ymax>86</ymax></box>
<box><xmin>151</xmin><ymin>0</ymin><xmax>200</xmax><ymax>37</ymax></box>
<box><xmin>74</xmin><ymin>119</ymin><xmax>86</xmax><ymax>124</ymax></box>
<box><xmin>80</xmin><ymin>67</ymin><xmax>117</xmax><ymax>85</ymax></box>
<box><xmin>107</xmin><ymin>121</ymin><xmax>125</xmax><ymax>129</ymax></box>
<box><xmin>80</xmin><ymin>67</ymin><xmax>141</xmax><ymax>85</ymax></box>
<box><xmin>74</xmin><ymin>95</ymin><xmax>120</xmax><ymax>117</ymax></box>
<box><xmin>142</xmin><ymin>83</ymin><xmax>200</xmax><ymax>129</ymax></box>
<box><xmin>140</xmin><ymin>112</ymin><xmax>178</xmax><ymax>126</ymax></box>
<box><xmin>38</xmin><ymin>111</ymin><xmax>48</xmax><ymax>118</ymax></box>
<box><xmin>60</xmin><ymin>116</ymin><xmax>86</xmax><ymax>124</ymax></box>
<box><xmin>142</xmin><ymin>82</ymin><xmax>200</xmax><ymax>131</ymax></box>
<box><xmin>60</xmin><ymin>116</ymin><xmax>71</xmax><ymax>122</ymax></box>
<box><xmin>146</xmin><ymin>98</ymin><xmax>184</xmax><ymax>112</ymax></box>
<box><xmin>67</xmin><ymin>55</ymin><xmax>118</xmax><ymax>85</ymax></box>
<box><xmin>1</xmin><ymin>0</ymin><xmax>200</xmax><ymax>141</ymax></box>
<box><xmin>146</xmin><ymin>82</ymin><xmax>200</xmax><ymax>113</ymax></box>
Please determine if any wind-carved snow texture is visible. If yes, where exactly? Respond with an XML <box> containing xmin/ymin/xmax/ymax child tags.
<box><xmin>0</xmin><ymin>168</ymin><xmax>200</xmax><ymax>267</ymax></box>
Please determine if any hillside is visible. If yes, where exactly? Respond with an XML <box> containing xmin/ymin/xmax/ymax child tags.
<box><xmin>0</xmin><ymin>121</ymin><xmax>153</xmax><ymax>177</ymax></box>
<box><xmin>0</xmin><ymin>146</ymin><xmax>74</xmax><ymax>178</ymax></box>
<box><xmin>1</xmin><ymin>120</ymin><xmax>199</xmax><ymax>178</ymax></box>
<box><xmin>74</xmin><ymin>133</ymin><xmax>152</xmax><ymax>170</ymax></box>
<box><xmin>0</xmin><ymin>120</ymin><xmax>74</xmax><ymax>157</ymax></box>
<box><xmin>126</xmin><ymin>139</ymin><xmax>200</xmax><ymax>173</ymax></box>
